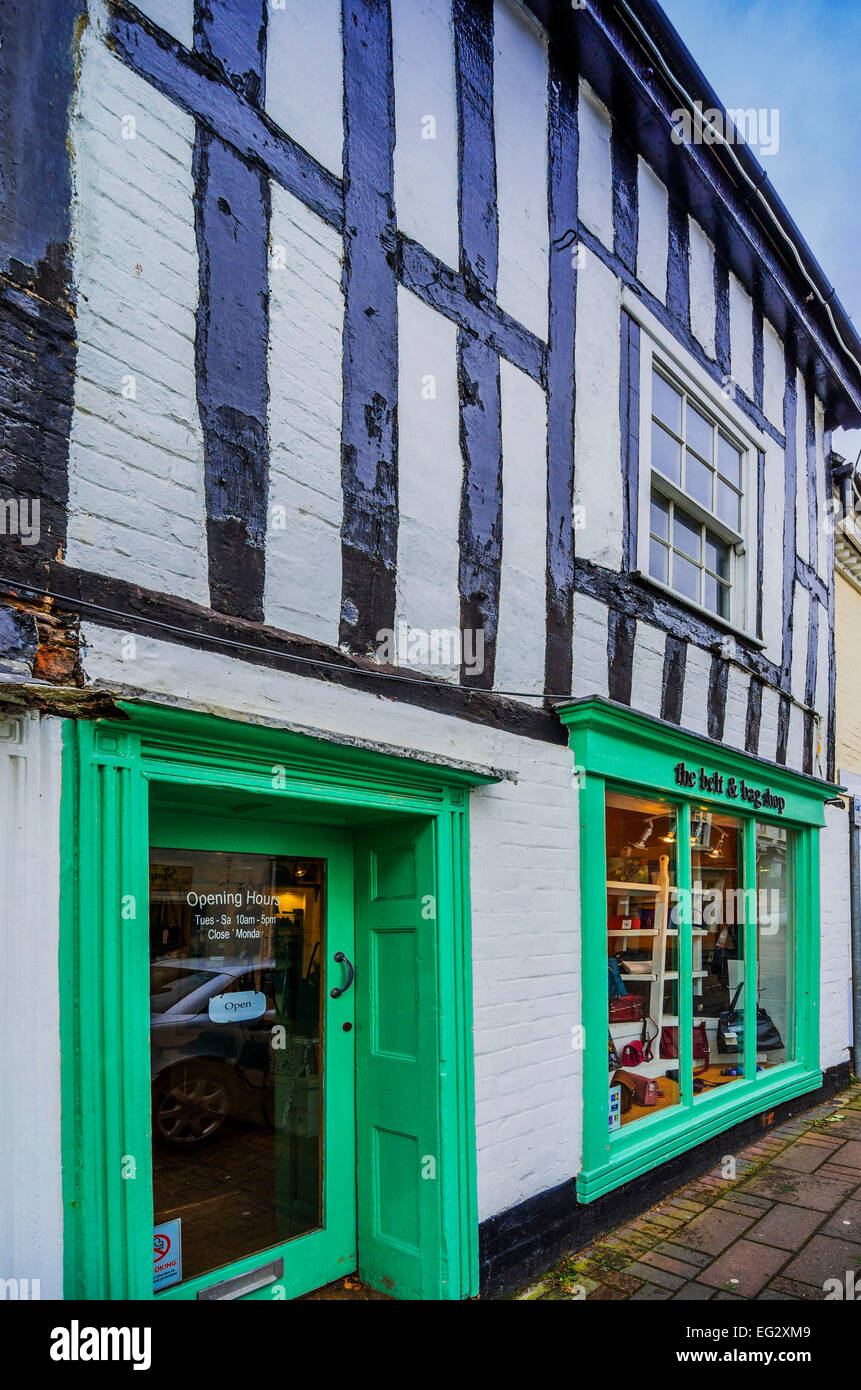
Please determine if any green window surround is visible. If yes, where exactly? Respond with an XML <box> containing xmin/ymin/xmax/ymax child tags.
<box><xmin>558</xmin><ymin>697</ymin><xmax>838</xmax><ymax>1203</ymax></box>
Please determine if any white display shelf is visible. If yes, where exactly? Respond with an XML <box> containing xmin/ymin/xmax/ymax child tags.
<box><xmin>606</xmin><ymin>881</ymin><xmax>661</xmax><ymax>893</ymax></box>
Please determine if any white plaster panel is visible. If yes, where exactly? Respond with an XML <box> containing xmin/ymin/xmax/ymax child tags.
<box><xmin>729</xmin><ymin>272</ymin><xmax>754</xmax><ymax>400</ymax></box>
<box><xmin>795</xmin><ymin>369</ymin><xmax>809</xmax><ymax>566</ymax></box>
<box><xmin>0</xmin><ymin>715</ymin><xmax>64</xmax><ymax>1297</ymax></box>
<box><xmin>758</xmin><ymin>682</ymin><xmax>781</xmax><ymax>764</ymax></box>
<box><xmin>493</xmin><ymin>0</ymin><xmax>549</xmax><ymax>339</ymax></box>
<box><xmin>264</xmin><ymin>184</ymin><xmax>344</xmax><ymax>646</ymax></box>
<box><xmin>266</xmin><ymin>0</ymin><xmax>343</xmax><ymax>176</ymax></box>
<box><xmin>688</xmin><ymin>217</ymin><xmax>716</xmax><ymax>359</ymax></box>
<box><xmin>577</xmin><ymin>80</ymin><xmax>613</xmax><ymax>249</ymax></box>
<box><xmin>392</xmin><ymin>0</ymin><xmax>459</xmax><ymax>269</ymax></box>
<box><xmin>66</xmin><ymin>35</ymin><xmax>209</xmax><ymax>604</ymax></box>
<box><xmin>760</xmin><ymin>439</ymin><xmax>786</xmax><ymax>667</ymax></box>
<box><xmin>571</xmin><ymin>592</ymin><xmax>609</xmax><ymax>699</ymax></box>
<box><xmin>786</xmin><ymin>701</ymin><xmax>806</xmax><ymax>774</ymax></box>
<box><xmin>629</xmin><ymin>620</ymin><xmax>665</xmax><ymax>720</ymax></box>
<box><xmin>636</xmin><ymin>157</ymin><xmax>668</xmax><ymax>303</ymax></box>
<box><xmin>723</xmin><ymin>664</ymin><xmax>750</xmax><ymax>753</ymax></box>
<box><xmin>762</xmin><ymin>317</ymin><xmax>785</xmax><ymax>430</ymax></box>
<box><xmin>791</xmin><ymin>583</ymin><xmax>810</xmax><ymax>710</ymax></box>
<box><xmin>495</xmin><ymin>358</ymin><xmax>548</xmax><ymax>694</ymax></box>
<box><xmin>134</xmin><ymin>0</ymin><xmax>193</xmax><ymax>47</ymax></box>
<box><xmin>78</xmin><ymin>625</ymin><xmax>582</xmax><ymax>1219</ymax></box>
<box><xmin>814</xmin><ymin>398</ymin><xmax>829</xmax><ymax>583</ymax></box>
<box><xmin>681</xmin><ymin>642</ymin><xmax>711</xmax><ymax>738</ymax></box>
<box><xmin>574</xmin><ymin>246</ymin><xmax>622</xmax><ymax>568</ymax></box>
<box><xmin>395</xmin><ymin>288</ymin><xmax>461</xmax><ymax>681</ymax></box>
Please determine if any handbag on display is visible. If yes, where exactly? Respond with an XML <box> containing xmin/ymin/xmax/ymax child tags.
<box><xmin>620</xmin><ymin>1013</ymin><xmax>656</xmax><ymax>1067</ymax></box>
<box><xmin>612</xmin><ymin>1068</ymin><xmax>659</xmax><ymax>1107</ymax></box>
<box><xmin>609</xmin><ymin>994</ymin><xmax>644</xmax><ymax>1023</ymax></box>
<box><xmin>659</xmin><ymin>1021</ymin><xmax>711</xmax><ymax>1075</ymax></box>
<box><xmin>608</xmin><ymin>1031</ymin><xmax>621</xmax><ymax>1070</ymax></box>
<box><xmin>717</xmin><ymin>982</ymin><xmax>783</xmax><ymax>1053</ymax></box>
<box><xmin>608</xmin><ymin>956</ymin><xmax>627</xmax><ymax>998</ymax></box>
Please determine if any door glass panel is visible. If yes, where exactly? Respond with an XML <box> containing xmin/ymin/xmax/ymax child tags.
<box><xmin>755</xmin><ymin>824</ymin><xmax>794</xmax><ymax>1068</ymax></box>
<box><xmin>606</xmin><ymin>792</ymin><xmax>679</xmax><ymax>1130</ymax></box>
<box><xmin>690</xmin><ymin>812</ymin><xmax>746</xmax><ymax>1095</ymax></box>
<box><xmin>149</xmin><ymin>849</ymin><xmax>325</xmax><ymax>1290</ymax></box>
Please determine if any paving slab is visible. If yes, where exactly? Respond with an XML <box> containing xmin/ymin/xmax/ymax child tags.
<box><xmin>696</xmin><ymin>1239</ymin><xmax>789</xmax><ymax>1297</ymax></box>
<box><xmin>671</xmin><ymin>1280</ymin><xmax>715</xmax><ymax>1300</ymax></box>
<box><xmin>818</xmin><ymin>1198</ymin><xmax>861</xmax><ymax>1242</ymax></box>
<box><xmin>672</xmin><ymin>1207</ymin><xmax>755</xmax><ymax>1255</ymax></box>
<box><xmin>781</xmin><ymin>1234</ymin><xmax>861</xmax><ymax>1289</ymax></box>
<box><xmin>744</xmin><ymin>1202</ymin><xmax>824</xmax><ymax>1251</ymax></box>
<box><xmin>737</xmin><ymin>1169</ymin><xmax>858</xmax><ymax>1211</ymax></box>
<box><xmin>770</xmin><ymin>1142</ymin><xmax>836</xmax><ymax>1173</ymax></box>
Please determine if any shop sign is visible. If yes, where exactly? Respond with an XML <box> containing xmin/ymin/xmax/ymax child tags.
<box><xmin>208</xmin><ymin>990</ymin><xmax>267</xmax><ymax>1023</ymax></box>
<box><xmin>673</xmin><ymin>761</ymin><xmax>786</xmax><ymax>814</ymax></box>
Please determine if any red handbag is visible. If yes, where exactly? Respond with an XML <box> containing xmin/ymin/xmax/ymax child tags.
<box><xmin>621</xmin><ymin>1014</ymin><xmax>656</xmax><ymax>1066</ymax></box>
<box><xmin>659</xmin><ymin>1022</ymin><xmax>710</xmax><ymax>1075</ymax></box>
<box><xmin>609</xmin><ymin>994</ymin><xmax>643</xmax><ymax>1023</ymax></box>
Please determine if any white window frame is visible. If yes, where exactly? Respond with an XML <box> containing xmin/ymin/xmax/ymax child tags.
<box><xmin>634</xmin><ymin>318</ymin><xmax>762</xmax><ymax>643</ymax></box>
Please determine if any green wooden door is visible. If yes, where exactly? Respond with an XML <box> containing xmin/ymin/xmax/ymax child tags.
<box><xmin>148</xmin><ymin>809</ymin><xmax>356</xmax><ymax>1301</ymax></box>
<box><xmin>354</xmin><ymin>817</ymin><xmax>443</xmax><ymax>1299</ymax></box>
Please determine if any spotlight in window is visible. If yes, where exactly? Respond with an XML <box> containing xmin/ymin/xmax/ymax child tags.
<box><xmin>709</xmin><ymin>830</ymin><xmax>727</xmax><ymax>860</ymax></box>
<box><xmin>627</xmin><ymin>817</ymin><xmax>654</xmax><ymax>850</ymax></box>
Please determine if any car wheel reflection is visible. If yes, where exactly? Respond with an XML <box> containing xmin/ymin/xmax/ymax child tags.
<box><xmin>154</xmin><ymin>1064</ymin><xmax>230</xmax><ymax>1147</ymax></box>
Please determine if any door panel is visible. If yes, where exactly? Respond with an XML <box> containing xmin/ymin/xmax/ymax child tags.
<box><xmin>355</xmin><ymin>818</ymin><xmax>441</xmax><ymax>1300</ymax></box>
<box><xmin>147</xmin><ymin>811</ymin><xmax>355</xmax><ymax>1301</ymax></box>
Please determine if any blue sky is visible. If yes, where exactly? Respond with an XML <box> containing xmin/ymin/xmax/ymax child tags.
<box><xmin>660</xmin><ymin>0</ymin><xmax>861</xmax><ymax>454</ymax></box>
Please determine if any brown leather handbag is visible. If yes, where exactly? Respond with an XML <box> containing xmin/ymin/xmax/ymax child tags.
<box><xmin>609</xmin><ymin>994</ymin><xmax>643</xmax><ymax>1023</ymax></box>
<box><xmin>612</xmin><ymin>1068</ymin><xmax>659</xmax><ymax>1106</ymax></box>
<box><xmin>659</xmin><ymin>1022</ymin><xmax>710</xmax><ymax>1076</ymax></box>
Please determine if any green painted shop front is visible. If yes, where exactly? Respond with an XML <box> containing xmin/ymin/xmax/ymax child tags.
<box><xmin>561</xmin><ymin>698</ymin><xmax>838</xmax><ymax>1204</ymax></box>
<box><xmin>59</xmin><ymin>704</ymin><xmax>485</xmax><ymax>1302</ymax></box>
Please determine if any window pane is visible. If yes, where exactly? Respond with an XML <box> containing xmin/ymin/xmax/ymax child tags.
<box><xmin>672</xmin><ymin>551</ymin><xmax>700</xmax><ymax>602</ymax></box>
<box><xmin>704</xmin><ymin>573</ymin><xmax>730</xmax><ymax>618</ymax></box>
<box><xmin>689</xmin><ymin>813</ymin><xmax>747</xmax><ymax>1092</ymax></box>
<box><xmin>605</xmin><ymin>790</ymin><xmax>679</xmax><ymax>1131</ymax></box>
<box><xmin>673</xmin><ymin>509</ymin><xmax>701</xmax><ymax>561</ymax></box>
<box><xmin>650</xmin><ymin>491</ymin><xmax>669</xmax><ymax>540</ymax></box>
<box><xmin>649</xmin><ymin>537</ymin><xmax>669</xmax><ymax>584</ymax></box>
<box><xmin>755</xmin><ymin>825</ymin><xmax>795</xmax><ymax>1068</ymax></box>
<box><xmin>652</xmin><ymin>420</ymin><xmax>681</xmax><ymax>484</ymax></box>
<box><xmin>705</xmin><ymin>531</ymin><xmax>730</xmax><ymax>580</ymax></box>
<box><xmin>653</xmin><ymin>370</ymin><xmax>682</xmax><ymax>433</ymax></box>
<box><xmin>687</xmin><ymin>402</ymin><xmax>713</xmax><ymax>461</ymax></box>
<box><xmin>717</xmin><ymin>478</ymin><xmax>741</xmax><ymax>529</ymax></box>
<box><xmin>685</xmin><ymin>450</ymin><xmax>713</xmax><ymax>510</ymax></box>
<box><xmin>718</xmin><ymin>435</ymin><xmax>742</xmax><ymax>487</ymax></box>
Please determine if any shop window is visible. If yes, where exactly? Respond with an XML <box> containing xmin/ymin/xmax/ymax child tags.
<box><xmin>606</xmin><ymin>789</ymin><xmax>798</xmax><ymax>1135</ymax></box>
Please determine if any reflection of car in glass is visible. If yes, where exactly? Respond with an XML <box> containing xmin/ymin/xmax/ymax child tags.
<box><xmin>151</xmin><ymin>957</ymin><xmax>282</xmax><ymax>1148</ymax></box>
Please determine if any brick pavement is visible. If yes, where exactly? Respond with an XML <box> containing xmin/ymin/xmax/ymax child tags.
<box><xmin>517</xmin><ymin>1082</ymin><xmax>861</xmax><ymax>1301</ymax></box>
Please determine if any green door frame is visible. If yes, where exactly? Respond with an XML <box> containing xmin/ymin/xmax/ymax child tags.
<box><xmin>559</xmin><ymin>697</ymin><xmax>839</xmax><ymax>1203</ymax></box>
<box><xmin>60</xmin><ymin>702</ymin><xmax>488</xmax><ymax>1301</ymax></box>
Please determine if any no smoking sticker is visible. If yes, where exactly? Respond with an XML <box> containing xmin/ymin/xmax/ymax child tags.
<box><xmin>154</xmin><ymin>1218</ymin><xmax>182</xmax><ymax>1292</ymax></box>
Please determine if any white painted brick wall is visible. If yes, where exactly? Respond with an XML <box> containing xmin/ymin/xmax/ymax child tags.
<box><xmin>264</xmin><ymin>184</ymin><xmax>344</xmax><ymax>646</ymax></box>
<box><xmin>578</xmin><ymin>81</ymin><xmax>614</xmax><ymax>249</ymax></box>
<box><xmin>0</xmin><ymin>714</ymin><xmax>63</xmax><ymax>1297</ymax></box>
<box><xmin>819</xmin><ymin>807</ymin><xmax>852</xmax><ymax>1072</ymax></box>
<box><xmin>66</xmin><ymin>30</ymin><xmax>209</xmax><ymax>605</ymax></box>
<box><xmin>493</xmin><ymin>0</ymin><xmax>549</xmax><ymax>340</ymax></box>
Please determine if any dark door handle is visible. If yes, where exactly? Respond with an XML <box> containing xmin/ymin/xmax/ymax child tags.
<box><xmin>330</xmin><ymin>951</ymin><xmax>354</xmax><ymax>998</ymax></box>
